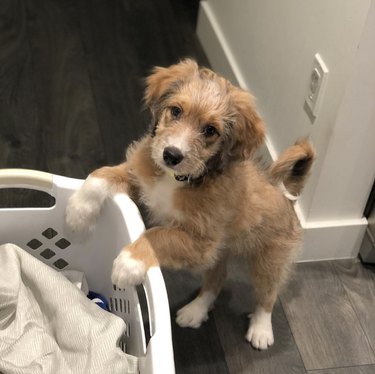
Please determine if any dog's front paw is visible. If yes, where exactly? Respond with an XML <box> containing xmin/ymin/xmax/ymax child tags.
<box><xmin>111</xmin><ymin>250</ymin><xmax>146</xmax><ymax>288</ymax></box>
<box><xmin>65</xmin><ymin>193</ymin><xmax>101</xmax><ymax>231</ymax></box>
<box><xmin>65</xmin><ymin>177</ymin><xmax>109</xmax><ymax>231</ymax></box>
<box><xmin>246</xmin><ymin>307</ymin><xmax>274</xmax><ymax>350</ymax></box>
<box><xmin>176</xmin><ymin>297</ymin><xmax>210</xmax><ymax>329</ymax></box>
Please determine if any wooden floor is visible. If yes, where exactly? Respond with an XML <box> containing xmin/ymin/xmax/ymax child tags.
<box><xmin>1</xmin><ymin>1</ymin><xmax>375</xmax><ymax>373</ymax></box>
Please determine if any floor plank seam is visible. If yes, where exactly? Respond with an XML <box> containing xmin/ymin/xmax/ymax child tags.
<box><xmin>306</xmin><ymin>362</ymin><xmax>375</xmax><ymax>372</ymax></box>
<box><xmin>346</xmin><ymin>294</ymin><xmax>375</xmax><ymax>362</ymax></box>
<box><xmin>278</xmin><ymin>296</ymin><xmax>309</xmax><ymax>373</ymax></box>
<box><xmin>211</xmin><ymin>313</ymin><xmax>232</xmax><ymax>374</ymax></box>
<box><xmin>24</xmin><ymin>1</ymin><xmax>45</xmax><ymax>172</ymax></box>
<box><xmin>332</xmin><ymin>262</ymin><xmax>375</xmax><ymax>363</ymax></box>
<box><xmin>75</xmin><ymin>2</ymin><xmax>107</xmax><ymax>168</ymax></box>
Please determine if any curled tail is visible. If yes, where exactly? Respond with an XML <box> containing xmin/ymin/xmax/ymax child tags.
<box><xmin>269</xmin><ymin>138</ymin><xmax>315</xmax><ymax>197</ymax></box>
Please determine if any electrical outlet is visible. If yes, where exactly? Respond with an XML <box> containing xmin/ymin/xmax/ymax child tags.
<box><xmin>305</xmin><ymin>53</ymin><xmax>329</xmax><ymax>118</ymax></box>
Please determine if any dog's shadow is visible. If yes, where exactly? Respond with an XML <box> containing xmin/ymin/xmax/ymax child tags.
<box><xmin>162</xmin><ymin>259</ymin><xmax>297</xmax><ymax>372</ymax></box>
<box><xmin>162</xmin><ymin>269</ymin><xmax>230</xmax><ymax>372</ymax></box>
<box><xmin>162</xmin><ymin>266</ymin><xmax>257</xmax><ymax>372</ymax></box>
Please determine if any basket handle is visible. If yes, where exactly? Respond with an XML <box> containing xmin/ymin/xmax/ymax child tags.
<box><xmin>142</xmin><ymin>268</ymin><xmax>175</xmax><ymax>373</ymax></box>
<box><xmin>0</xmin><ymin>169</ymin><xmax>54</xmax><ymax>192</ymax></box>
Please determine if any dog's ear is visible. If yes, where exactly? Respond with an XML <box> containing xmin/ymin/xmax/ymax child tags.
<box><xmin>228</xmin><ymin>87</ymin><xmax>265</xmax><ymax>160</ymax></box>
<box><xmin>144</xmin><ymin>59</ymin><xmax>198</xmax><ymax>108</ymax></box>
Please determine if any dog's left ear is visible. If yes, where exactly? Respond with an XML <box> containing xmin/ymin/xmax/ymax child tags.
<box><xmin>144</xmin><ymin>59</ymin><xmax>198</xmax><ymax>109</ymax></box>
<box><xmin>228</xmin><ymin>87</ymin><xmax>265</xmax><ymax>160</ymax></box>
<box><xmin>144</xmin><ymin>60</ymin><xmax>199</xmax><ymax>135</ymax></box>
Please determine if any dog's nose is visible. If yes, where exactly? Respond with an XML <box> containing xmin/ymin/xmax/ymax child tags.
<box><xmin>163</xmin><ymin>146</ymin><xmax>184</xmax><ymax>166</ymax></box>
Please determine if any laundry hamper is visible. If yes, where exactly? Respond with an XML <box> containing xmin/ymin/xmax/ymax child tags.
<box><xmin>0</xmin><ymin>169</ymin><xmax>175</xmax><ymax>374</ymax></box>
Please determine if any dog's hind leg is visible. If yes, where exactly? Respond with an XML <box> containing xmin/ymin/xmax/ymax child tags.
<box><xmin>246</xmin><ymin>290</ymin><xmax>277</xmax><ymax>350</ymax></box>
<box><xmin>176</xmin><ymin>254</ymin><xmax>228</xmax><ymax>329</ymax></box>
<box><xmin>245</xmin><ymin>249</ymin><xmax>291</xmax><ymax>350</ymax></box>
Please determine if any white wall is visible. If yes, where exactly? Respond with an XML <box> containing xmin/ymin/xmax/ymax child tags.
<box><xmin>197</xmin><ymin>0</ymin><xmax>375</xmax><ymax>260</ymax></box>
<box><xmin>305</xmin><ymin>0</ymin><xmax>375</xmax><ymax>222</ymax></box>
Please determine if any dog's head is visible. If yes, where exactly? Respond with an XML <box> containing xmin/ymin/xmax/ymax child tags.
<box><xmin>144</xmin><ymin>59</ymin><xmax>265</xmax><ymax>181</ymax></box>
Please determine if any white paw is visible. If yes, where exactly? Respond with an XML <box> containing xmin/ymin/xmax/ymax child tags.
<box><xmin>65</xmin><ymin>193</ymin><xmax>101</xmax><ymax>231</ymax></box>
<box><xmin>65</xmin><ymin>177</ymin><xmax>109</xmax><ymax>231</ymax></box>
<box><xmin>111</xmin><ymin>250</ymin><xmax>146</xmax><ymax>288</ymax></box>
<box><xmin>246</xmin><ymin>307</ymin><xmax>274</xmax><ymax>350</ymax></box>
<box><xmin>176</xmin><ymin>291</ymin><xmax>215</xmax><ymax>329</ymax></box>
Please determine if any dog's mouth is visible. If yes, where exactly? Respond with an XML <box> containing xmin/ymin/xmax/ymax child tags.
<box><xmin>156</xmin><ymin>146</ymin><xmax>206</xmax><ymax>182</ymax></box>
<box><xmin>150</xmin><ymin>134</ymin><xmax>210</xmax><ymax>183</ymax></box>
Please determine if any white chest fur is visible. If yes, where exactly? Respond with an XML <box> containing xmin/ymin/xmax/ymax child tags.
<box><xmin>141</xmin><ymin>173</ymin><xmax>182</xmax><ymax>223</ymax></box>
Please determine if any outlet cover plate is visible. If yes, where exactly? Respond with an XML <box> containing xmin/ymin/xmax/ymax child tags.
<box><xmin>305</xmin><ymin>53</ymin><xmax>329</xmax><ymax>119</ymax></box>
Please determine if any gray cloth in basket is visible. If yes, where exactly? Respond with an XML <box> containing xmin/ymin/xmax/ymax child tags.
<box><xmin>0</xmin><ymin>243</ymin><xmax>138</xmax><ymax>374</ymax></box>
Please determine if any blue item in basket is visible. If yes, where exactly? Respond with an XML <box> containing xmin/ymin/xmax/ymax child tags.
<box><xmin>88</xmin><ymin>291</ymin><xmax>109</xmax><ymax>311</ymax></box>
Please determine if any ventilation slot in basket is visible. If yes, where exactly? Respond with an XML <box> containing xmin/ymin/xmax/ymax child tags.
<box><xmin>119</xmin><ymin>336</ymin><xmax>127</xmax><ymax>352</ymax></box>
<box><xmin>55</xmin><ymin>238</ymin><xmax>71</xmax><ymax>249</ymax></box>
<box><xmin>26</xmin><ymin>227</ymin><xmax>71</xmax><ymax>270</ymax></box>
<box><xmin>53</xmin><ymin>258</ymin><xmax>69</xmax><ymax>269</ymax></box>
<box><xmin>109</xmin><ymin>297</ymin><xmax>131</xmax><ymax>315</ymax></box>
<box><xmin>40</xmin><ymin>248</ymin><xmax>56</xmax><ymax>259</ymax></box>
<box><xmin>42</xmin><ymin>228</ymin><xmax>58</xmax><ymax>239</ymax></box>
<box><xmin>125</xmin><ymin>323</ymin><xmax>130</xmax><ymax>337</ymax></box>
<box><xmin>27</xmin><ymin>239</ymin><xmax>42</xmax><ymax>250</ymax></box>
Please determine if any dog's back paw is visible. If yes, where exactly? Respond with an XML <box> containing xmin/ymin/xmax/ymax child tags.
<box><xmin>176</xmin><ymin>291</ymin><xmax>216</xmax><ymax>329</ymax></box>
<box><xmin>246</xmin><ymin>307</ymin><xmax>274</xmax><ymax>350</ymax></box>
<box><xmin>176</xmin><ymin>302</ymin><xmax>209</xmax><ymax>329</ymax></box>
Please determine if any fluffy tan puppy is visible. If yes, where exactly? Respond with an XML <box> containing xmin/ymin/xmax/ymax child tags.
<box><xmin>66</xmin><ymin>59</ymin><xmax>315</xmax><ymax>350</ymax></box>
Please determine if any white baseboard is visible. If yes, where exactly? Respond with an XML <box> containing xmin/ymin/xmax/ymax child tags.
<box><xmin>197</xmin><ymin>1</ymin><xmax>368</xmax><ymax>262</ymax></box>
<box><xmin>297</xmin><ymin>213</ymin><xmax>367</xmax><ymax>262</ymax></box>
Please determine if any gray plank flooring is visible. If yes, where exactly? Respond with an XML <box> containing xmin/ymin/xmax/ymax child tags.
<box><xmin>1</xmin><ymin>1</ymin><xmax>375</xmax><ymax>373</ymax></box>
<box><xmin>0</xmin><ymin>0</ymin><xmax>41</xmax><ymax>170</ymax></box>
<box><xmin>214</xmin><ymin>302</ymin><xmax>306</xmax><ymax>374</ymax></box>
<box><xmin>27</xmin><ymin>0</ymin><xmax>106</xmax><ymax>178</ymax></box>
<box><xmin>333</xmin><ymin>260</ymin><xmax>375</xmax><ymax>352</ymax></box>
<box><xmin>308</xmin><ymin>365</ymin><xmax>375</xmax><ymax>374</ymax></box>
<box><xmin>280</xmin><ymin>261</ymin><xmax>375</xmax><ymax>371</ymax></box>
<box><xmin>163</xmin><ymin>269</ymin><xmax>230</xmax><ymax>374</ymax></box>
<box><xmin>213</xmin><ymin>259</ymin><xmax>306</xmax><ymax>374</ymax></box>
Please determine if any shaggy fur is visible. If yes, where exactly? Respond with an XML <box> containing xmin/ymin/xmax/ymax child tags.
<box><xmin>66</xmin><ymin>59</ymin><xmax>315</xmax><ymax>350</ymax></box>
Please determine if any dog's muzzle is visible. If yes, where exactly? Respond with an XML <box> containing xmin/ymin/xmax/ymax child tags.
<box><xmin>163</xmin><ymin>146</ymin><xmax>184</xmax><ymax>167</ymax></box>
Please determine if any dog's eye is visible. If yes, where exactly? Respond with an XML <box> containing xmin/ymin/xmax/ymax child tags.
<box><xmin>170</xmin><ymin>106</ymin><xmax>182</xmax><ymax>119</ymax></box>
<box><xmin>202</xmin><ymin>125</ymin><xmax>218</xmax><ymax>137</ymax></box>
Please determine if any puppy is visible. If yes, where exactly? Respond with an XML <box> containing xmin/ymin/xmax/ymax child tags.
<box><xmin>66</xmin><ymin>59</ymin><xmax>315</xmax><ymax>350</ymax></box>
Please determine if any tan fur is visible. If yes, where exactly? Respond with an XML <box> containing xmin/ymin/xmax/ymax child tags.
<box><xmin>269</xmin><ymin>138</ymin><xmax>315</xmax><ymax>196</ymax></box>
<box><xmin>85</xmin><ymin>59</ymin><xmax>315</xmax><ymax>345</ymax></box>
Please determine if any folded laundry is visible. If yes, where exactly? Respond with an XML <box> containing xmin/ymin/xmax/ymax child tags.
<box><xmin>0</xmin><ymin>243</ymin><xmax>138</xmax><ymax>374</ymax></box>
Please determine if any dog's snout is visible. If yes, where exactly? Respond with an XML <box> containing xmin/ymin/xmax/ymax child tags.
<box><xmin>163</xmin><ymin>146</ymin><xmax>184</xmax><ymax>166</ymax></box>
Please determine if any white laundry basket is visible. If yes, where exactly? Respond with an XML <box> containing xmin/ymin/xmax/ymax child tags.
<box><xmin>0</xmin><ymin>168</ymin><xmax>175</xmax><ymax>374</ymax></box>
